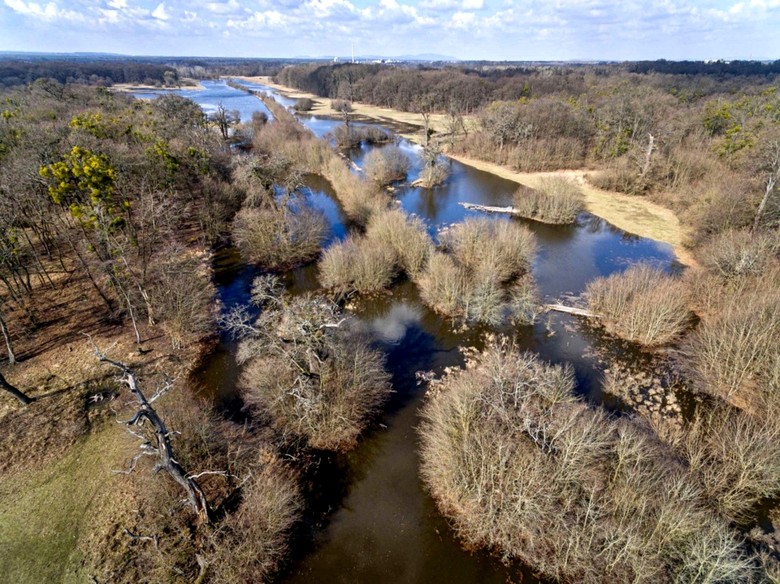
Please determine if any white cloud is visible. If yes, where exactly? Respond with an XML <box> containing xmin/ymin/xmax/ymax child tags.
<box><xmin>447</xmin><ymin>9</ymin><xmax>475</xmax><ymax>27</ymax></box>
<box><xmin>419</xmin><ymin>0</ymin><xmax>459</xmax><ymax>8</ymax></box>
<box><xmin>304</xmin><ymin>0</ymin><xmax>356</xmax><ymax>19</ymax></box>
<box><xmin>152</xmin><ymin>2</ymin><xmax>168</xmax><ymax>19</ymax></box>
<box><xmin>205</xmin><ymin>0</ymin><xmax>241</xmax><ymax>15</ymax></box>
<box><xmin>4</xmin><ymin>0</ymin><xmax>78</xmax><ymax>20</ymax></box>
<box><xmin>461</xmin><ymin>0</ymin><xmax>483</xmax><ymax>9</ymax></box>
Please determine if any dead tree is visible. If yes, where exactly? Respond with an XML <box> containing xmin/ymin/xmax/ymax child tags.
<box><xmin>95</xmin><ymin>350</ymin><xmax>212</xmax><ymax>524</ymax></box>
<box><xmin>0</xmin><ymin>371</ymin><xmax>32</xmax><ymax>405</ymax></box>
<box><xmin>753</xmin><ymin>138</ymin><xmax>780</xmax><ymax>231</ymax></box>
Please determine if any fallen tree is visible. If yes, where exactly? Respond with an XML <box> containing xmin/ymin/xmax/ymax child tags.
<box><xmin>95</xmin><ymin>348</ymin><xmax>212</xmax><ymax>523</ymax></box>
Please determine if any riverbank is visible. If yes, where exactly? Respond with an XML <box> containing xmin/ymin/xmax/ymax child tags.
<box><xmin>112</xmin><ymin>79</ymin><xmax>204</xmax><ymax>92</ymax></box>
<box><xmin>447</xmin><ymin>155</ymin><xmax>696</xmax><ymax>266</ymax></box>
<box><xmin>243</xmin><ymin>76</ymin><xmax>694</xmax><ymax>266</ymax></box>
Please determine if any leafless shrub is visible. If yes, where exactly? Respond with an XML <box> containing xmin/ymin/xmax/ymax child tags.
<box><xmin>419</xmin><ymin>339</ymin><xmax>756</xmax><ymax>584</ymax></box>
<box><xmin>207</xmin><ymin>462</ymin><xmax>302</xmax><ymax>582</ymax></box>
<box><xmin>150</xmin><ymin>251</ymin><xmax>216</xmax><ymax>350</ymax></box>
<box><xmin>698</xmin><ymin>228</ymin><xmax>780</xmax><ymax>280</ymax></box>
<box><xmin>440</xmin><ymin>217</ymin><xmax>536</xmax><ymax>281</ymax></box>
<box><xmin>417</xmin><ymin>219</ymin><xmax>538</xmax><ymax>325</ymax></box>
<box><xmin>292</xmin><ymin>97</ymin><xmax>314</xmax><ymax>112</ymax></box>
<box><xmin>513</xmin><ymin>177</ymin><xmax>584</xmax><ymax>224</ymax></box>
<box><xmin>323</xmin><ymin>157</ymin><xmax>387</xmax><ymax>224</ymax></box>
<box><xmin>360</xmin><ymin>126</ymin><xmax>391</xmax><ymax>145</ymax></box>
<box><xmin>417</xmin><ymin>159</ymin><xmax>450</xmax><ymax>188</ymax></box>
<box><xmin>678</xmin><ymin>407</ymin><xmax>780</xmax><ymax>523</ymax></box>
<box><xmin>586</xmin><ymin>264</ymin><xmax>691</xmax><ymax>346</ymax></box>
<box><xmin>684</xmin><ymin>181</ymin><xmax>756</xmax><ymax>245</ymax></box>
<box><xmin>681</xmin><ymin>289</ymin><xmax>780</xmax><ymax>402</ymax></box>
<box><xmin>237</xmin><ymin>294</ymin><xmax>392</xmax><ymax>451</ymax></box>
<box><xmin>333</xmin><ymin>124</ymin><xmax>362</xmax><ymax>149</ymax></box>
<box><xmin>365</xmin><ymin>209</ymin><xmax>434</xmax><ymax>278</ymax></box>
<box><xmin>318</xmin><ymin>236</ymin><xmax>398</xmax><ymax>295</ymax></box>
<box><xmin>232</xmin><ymin>206</ymin><xmax>327</xmax><ymax>271</ymax></box>
<box><xmin>363</xmin><ymin>145</ymin><xmax>411</xmax><ymax>185</ymax></box>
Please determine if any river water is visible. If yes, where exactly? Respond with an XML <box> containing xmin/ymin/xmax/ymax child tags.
<box><xmin>137</xmin><ymin>80</ymin><xmax>680</xmax><ymax>583</ymax></box>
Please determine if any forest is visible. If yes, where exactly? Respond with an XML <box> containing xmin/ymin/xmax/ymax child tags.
<box><xmin>0</xmin><ymin>58</ymin><xmax>778</xmax><ymax>584</ymax></box>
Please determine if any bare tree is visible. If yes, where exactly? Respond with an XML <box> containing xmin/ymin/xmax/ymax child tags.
<box><xmin>0</xmin><ymin>309</ymin><xmax>15</xmax><ymax>365</ymax></box>
<box><xmin>210</xmin><ymin>103</ymin><xmax>240</xmax><ymax>140</ymax></box>
<box><xmin>753</xmin><ymin>137</ymin><xmax>780</xmax><ymax>231</ymax></box>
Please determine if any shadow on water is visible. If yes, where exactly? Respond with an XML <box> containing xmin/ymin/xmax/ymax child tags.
<box><xmin>141</xmin><ymin>83</ymin><xmax>681</xmax><ymax>583</ymax></box>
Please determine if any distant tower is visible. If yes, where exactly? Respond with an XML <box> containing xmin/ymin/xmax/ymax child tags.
<box><xmin>351</xmin><ymin>41</ymin><xmax>355</xmax><ymax>64</ymax></box>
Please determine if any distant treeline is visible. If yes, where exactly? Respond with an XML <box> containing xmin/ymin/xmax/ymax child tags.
<box><xmin>276</xmin><ymin>61</ymin><xmax>780</xmax><ymax>114</ymax></box>
<box><xmin>0</xmin><ymin>60</ymin><xmax>178</xmax><ymax>88</ymax></box>
<box><xmin>0</xmin><ymin>56</ymin><xmax>307</xmax><ymax>88</ymax></box>
<box><xmin>628</xmin><ymin>59</ymin><xmax>780</xmax><ymax>76</ymax></box>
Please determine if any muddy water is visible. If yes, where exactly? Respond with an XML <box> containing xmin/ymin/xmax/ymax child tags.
<box><xmin>138</xmin><ymin>84</ymin><xmax>680</xmax><ymax>582</ymax></box>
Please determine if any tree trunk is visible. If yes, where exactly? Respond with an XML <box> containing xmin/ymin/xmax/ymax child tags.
<box><xmin>753</xmin><ymin>174</ymin><xmax>777</xmax><ymax>232</ymax></box>
<box><xmin>0</xmin><ymin>314</ymin><xmax>15</xmax><ymax>365</ymax></box>
<box><xmin>0</xmin><ymin>371</ymin><xmax>32</xmax><ymax>405</ymax></box>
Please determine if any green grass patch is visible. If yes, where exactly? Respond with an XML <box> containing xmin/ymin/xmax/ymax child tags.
<box><xmin>0</xmin><ymin>426</ymin><xmax>130</xmax><ymax>584</ymax></box>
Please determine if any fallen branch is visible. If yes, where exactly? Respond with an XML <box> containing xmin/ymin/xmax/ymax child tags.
<box><xmin>544</xmin><ymin>304</ymin><xmax>600</xmax><ymax>318</ymax></box>
<box><xmin>459</xmin><ymin>202</ymin><xmax>522</xmax><ymax>216</ymax></box>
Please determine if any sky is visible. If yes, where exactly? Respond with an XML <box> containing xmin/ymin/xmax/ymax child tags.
<box><xmin>0</xmin><ymin>0</ymin><xmax>779</xmax><ymax>61</ymax></box>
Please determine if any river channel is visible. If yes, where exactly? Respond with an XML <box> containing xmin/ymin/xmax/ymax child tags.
<box><xmin>136</xmin><ymin>79</ymin><xmax>681</xmax><ymax>583</ymax></box>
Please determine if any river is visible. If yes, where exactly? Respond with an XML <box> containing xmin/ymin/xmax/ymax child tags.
<box><xmin>137</xmin><ymin>79</ymin><xmax>681</xmax><ymax>583</ymax></box>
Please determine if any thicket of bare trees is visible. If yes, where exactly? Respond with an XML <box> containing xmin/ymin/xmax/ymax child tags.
<box><xmin>586</xmin><ymin>264</ymin><xmax>691</xmax><ymax>346</ymax></box>
<box><xmin>225</xmin><ymin>277</ymin><xmax>393</xmax><ymax>451</ymax></box>
<box><xmin>513</xmin><ymin>177</ymin><xmax>584</xmax><ymax>224</ymax></box>
<box><xmin>420</xmin><ymin>340</ymin><xmax>758</xmax><ymax>584</ymax></box>
<box><xmin>418</xmin><ymin>218</ymin><xmax>538</xmax><ymax>325</ymax></box>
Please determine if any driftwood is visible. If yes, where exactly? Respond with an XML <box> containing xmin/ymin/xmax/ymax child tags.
<box><xmin>543</xmin><ymin>304</ymin><xmax>600</xmax><ymax>318</ymax></box>
<box><xmin>459</xmin><ymin>202</ymin><xmax>522</xmax><ymax>216</ymax></box>
<box><xmin>96</xmin><ymin>350</ymin><xmax>212</xmax><ymax>524</ymax></box>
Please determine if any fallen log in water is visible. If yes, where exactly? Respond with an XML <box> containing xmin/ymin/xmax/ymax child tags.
<box><xmin>459</xmin><ymin>202</ymin><xmax>522</xmax><ymax>215</ymax></box>
<box><xmin>544</xmin><ymin>304</ymin><xmax>600</xmax><ymax>318</ymax></box>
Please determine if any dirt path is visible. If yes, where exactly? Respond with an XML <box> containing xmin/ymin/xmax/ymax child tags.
<box><xmin>241</xmin><ymin>76</ymin><xmax>695</xmax><ymax>266</ymax></box>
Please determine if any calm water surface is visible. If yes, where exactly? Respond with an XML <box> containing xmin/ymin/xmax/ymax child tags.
<box><xmin>139</xmin><ymin>82</ymin><xmax>679</xmax><ymax>584</ymax></box>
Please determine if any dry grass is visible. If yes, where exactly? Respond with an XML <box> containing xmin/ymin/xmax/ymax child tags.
<box><xmin>232</xmin><ymin>206</ymin><xmax>327</xmax><ymax>271</ymax></box>
<box><xmin>365</xmin><ymin>208</ymin><xmax>434</xmax><ymax>278</ymax></box>
<box><xmin>586</xmin><ymin>264</ymin><xmax>691</xmax><ymax>347</ymax></box>
<box><xmin>363</xmin><ymin>145</ymin><xmax>411</xmax><ymax>185</ymax></box>
<box><xmin>318</xmin><ymin>236</ymin><xmax>398</xmax><ymax>295</ymax></box>
<box><xmin>419</xmin><ymin>339</ymin><xmax>756</xmax><ymax>584</ymax></box>
<box><xmin>513</xmin><ymin>177</ymin><xmax>584</xmax><ymax>224</ymax></box>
